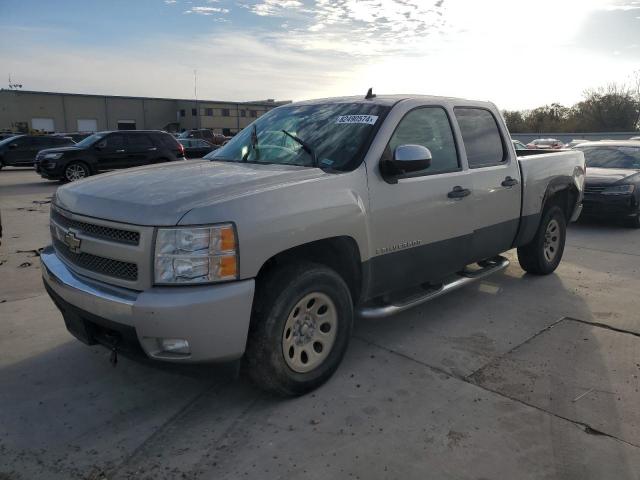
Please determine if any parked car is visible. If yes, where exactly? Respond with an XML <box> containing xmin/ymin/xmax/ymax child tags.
<box><xmin>35</xmin><ymin>130</ymin><xmax>185</xmax><ymax>182</ymax></box>
<box><xmin>0</xmin><ymin>135</ymin><xmax>75</xmax><ymax>169</ymax></box>
<box><xmin>178</xmin><ymin>138</ymin><xmax>219</xmax><ymax>159</ymax></box>
<box><xmin>565</xmin><ymin>139</ymin><xmax>588</xmax><ymax>149</ymax></box>
<box><xmin>179</xmin><ymin>129</ymin><xmax>227</xmax><ymax>145</ymax></box>
<box><xmin>512</xmin><ymin>139</ymin><xmax>528</xmax><ymax>150</ymax></box>
<box><xmin>630</xmin><ymin>136</ymin><xmax>640</xmax><ymax>141</ymax></box>
<box><xmin>52</xmin><ymin>132</ymin><xmax>93</xmax><ymax>143</ymax></box>
<box><xmin>0</xmin><ymin>132</ymin><xmax>17</xmax><ymax>141</ymax></box>
<box><xmin>574</xmin><ymin>140</ymin><xmax>640</xmax><ymax>228</ymax></box>
<box><xmin>526</xmin><ymin>138</ymin><xmax>564</xmax><ymax>149</ymax></box>
<box><xmin>40</xmin><ymin>94</ymin><xmax>584</xmax><ymax>396</ymax></box>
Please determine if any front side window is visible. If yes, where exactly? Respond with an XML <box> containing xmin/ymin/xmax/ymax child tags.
<box><xmin>384</xmin><ymin>107</ymin><xmax>459</xmax><ymax>175</ymax></box>
<box><xmin>106</xmin><ymin>134</ymin><xmax>125</xmax><ymax>148</ymax></box>
<box><xmin>577</xmin><ymin>146</ymin><xmax>640</xmax><ymax>169</ymax></box>
<box><xmin>206</xmin><ymin>103</ymin><xmax>389</xmax><ymax>171</ymax></box>
<box><xmin>455</xmin><ymin>108</ymin><xmax>505</xmax><ymax>168</ymax></box>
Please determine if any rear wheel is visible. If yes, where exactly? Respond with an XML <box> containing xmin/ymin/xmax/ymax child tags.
<box><xmin>626</xmin><ymin>214</ymin><xmax>640</xmax><ymax>229</ymax></box>
<box><xmin>63</xmin><ymin>161</ymin><xmax>90</xmax><ymax>182</ymax></box>
<box><xmin>244</xmin><ymin>262</ymin><xmax>353</xmax><ymax>396</ymax></box>
<box><xmin>517</xmin><ymin>205</ymin><xmax>566</xmax><ymax>275</ymax></box>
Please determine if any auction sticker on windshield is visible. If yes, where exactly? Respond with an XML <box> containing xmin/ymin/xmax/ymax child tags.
<box><xmin>336</xmin><ymin>115</ymin><xmax>379</xmax><ymax>125</ymax></box>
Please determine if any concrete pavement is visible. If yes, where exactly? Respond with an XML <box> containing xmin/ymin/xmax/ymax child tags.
<box><xmin>1</xmin><ymin>167</ymin><xmax>639</xmax><ymax>479</ymax></box>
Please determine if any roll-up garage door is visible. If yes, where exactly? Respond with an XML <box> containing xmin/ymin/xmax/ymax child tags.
<box><xmin>77</xmin><ymin>119</ymin><xmax>98</xmax><ymax>132</ymax></box>
<box><xmin>31</xmin><ymin>118</ymin><xmax>55</xmax><ymax>132</ymax></box>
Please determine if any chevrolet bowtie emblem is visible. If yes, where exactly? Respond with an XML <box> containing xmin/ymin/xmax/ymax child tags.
<box><xmin>63</xmin><ymin>230</ymin><xmax>82</xmax><ymax>253</ymax></box>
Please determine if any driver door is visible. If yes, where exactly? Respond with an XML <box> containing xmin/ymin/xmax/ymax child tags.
<box><xmin>96</xmin><ymin>133</ymin><xmax>127</xmax><ymax>169</ymax></box>
<box><xmin>366</xmin><ymin>106</ymin><xmax>474</xmax><ymax>297</ymax></box>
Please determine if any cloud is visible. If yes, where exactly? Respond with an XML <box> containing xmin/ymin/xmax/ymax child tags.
<box><xmin>251</xmin><ymin>0</ymin><xmax>304</xmax><ymax>17</ymax></box>
<box><xmin>184</xmin><ymin>5</ymin><xmax>230</xmax><ymax>15</ymax></box>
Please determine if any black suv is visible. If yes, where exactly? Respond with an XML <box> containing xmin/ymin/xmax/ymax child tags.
<box><xmin>0</xmin><ymin>135</ymin><xmax>75</xmax><ymax>169</ymax></box>
<box><xmin>36</xmin><ymin>130</ymin><xmax>185</xmax><ymax>182</ymax></box>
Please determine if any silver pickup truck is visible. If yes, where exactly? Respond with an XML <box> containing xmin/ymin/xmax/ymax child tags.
<box><xmin>41</xmin><ymin>94</ymin><xmax>585</xmax><ymax>395</ymax></box>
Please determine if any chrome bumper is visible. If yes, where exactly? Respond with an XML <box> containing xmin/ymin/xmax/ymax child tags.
<box><xmin>41</xmin><ymin>246</ymin><xmax>255</xmax><ymax>362</ymax></box>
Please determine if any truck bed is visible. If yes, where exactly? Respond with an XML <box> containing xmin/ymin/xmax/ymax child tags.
<box><xmin>517</xmin><ymin>149</ymin><xmax>585</xmax><ymax>219</ymax></box>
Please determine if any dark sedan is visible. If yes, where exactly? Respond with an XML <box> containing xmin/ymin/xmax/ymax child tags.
<box><xmin>575</xmin><ymin>141</ymin><xmax>640</xmax><ymax>228</ymax></box>
<box><xmin>178</xmin><ymin>138</ymin><xmax>218</xmax><ymax>159</ymax></box>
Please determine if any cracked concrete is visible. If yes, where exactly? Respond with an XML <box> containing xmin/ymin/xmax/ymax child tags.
<box><xmin>1</xmin><ymin>168</ymin><xmax>640</xmax><ymax>479</ymax></box>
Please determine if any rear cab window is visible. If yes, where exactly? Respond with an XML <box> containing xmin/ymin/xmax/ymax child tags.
<box><xmin>454</xmin><ymin>108</ymin><xmax>506</xmax><ymax>168</ymax></box>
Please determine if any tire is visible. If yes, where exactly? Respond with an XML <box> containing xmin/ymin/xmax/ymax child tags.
<box><xmin>517</xmin><ymin>205</ymin><xmax>566</xmax><ymax>275</ymax></box>
<box><xmin>626</xmin><ymin>214</ymin><xmax>640</xmax><ymax>229</ymax></box>
<box><xmin>244</xmin><ymin>262</ymin><xmax>354</xmax><ymax>396</ymax></box>
<box><xmin>63</xmin><ymin>161</ymin><xmax>90</xmax><ymax>182</ymax></box>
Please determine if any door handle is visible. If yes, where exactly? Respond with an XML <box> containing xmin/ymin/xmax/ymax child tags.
<box><xmin>148</xmin><ymin>147</ymin><xmax>157</xmax><ymax>151</ymax></box>
<box><xmin>116</xmin><ymin>149</ymin><xmax>125</xmax><ymax>153</ymax></box>
<box><xmin>501</xmin><ymin>176</ymin><xmax>519</xmax><ymax>187</ymax></box>
<box><xmin>447</xmin><ymin>186</ymin><xmax>471</xmax><ymax>199</ymax></box>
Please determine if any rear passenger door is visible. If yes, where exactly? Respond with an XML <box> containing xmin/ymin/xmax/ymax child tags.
<box><xmin>454</xmin><ymin>107</ymin><xmax>521</xmax><ymax>261</ymax></box>
<box><xmin>367</xmin><ymin>106</ymin><xmax>475</xmax><ymax>296</ymax></box>
<box><xmin>125</xmin><ymin>133</ymin><xmax>156</xmax><ymax>167</ymax></box>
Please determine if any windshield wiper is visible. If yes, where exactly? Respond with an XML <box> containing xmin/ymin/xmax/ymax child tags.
<box><xmin>282</xmin><ymin>130</ymin><xmax>318</xmax><ymax>167</ymax></box>
<box><xmin>243</xmin><ymin>124</ymin><xmax>260</xmax><ymax>162</ymax></box>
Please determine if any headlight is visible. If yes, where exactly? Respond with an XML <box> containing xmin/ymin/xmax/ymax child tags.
<box><xmin>154</xmin><ymin>224</ymin><xmax>238</xmax><ymax>284</ymax></box>
<box><xmin>602</xmin><ymin>184</ymin><xmax>635</xmax><ymax>195</ymax></box>
<box><xmin>43</xmin><ymin>152</ymin><xmax>63</xmax><ymax>160</ymax></box>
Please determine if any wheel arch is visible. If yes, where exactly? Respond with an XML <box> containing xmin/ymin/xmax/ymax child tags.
<box><xmin>514</xmin><ymin>179</ymin><xmax>579</xmax><ymax>248</ymax></box>
<box><xmin>253</xmin><ymin>236</ymin><xmax>364</xmax><ymax>306</ymax></box>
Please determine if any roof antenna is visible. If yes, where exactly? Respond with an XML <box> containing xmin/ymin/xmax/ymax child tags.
<box><xmin>365</xmin><ymin>87</ymin><xmax>376</xmax><ymax>100</ymax></box>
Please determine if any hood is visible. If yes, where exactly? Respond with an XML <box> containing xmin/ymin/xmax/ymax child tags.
<box><xmin>54</xmin><ymin>160</ymin><xmax>327</xmax><ymax>225</ymax></box>
<box><xmin>585</xmin><ymin>167</ymin><xmax>640</xmax><ymax>186</ymax></box>
<box><xmin>38</xmin><ymin>146</ymin><xmax>83</xmax><ymax>155</ymax></box>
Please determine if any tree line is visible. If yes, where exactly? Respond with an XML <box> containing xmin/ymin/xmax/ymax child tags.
<box><xmin>503</xmin><ymin>76</ymin><xmax>640</xmax><ymax>133</ymax></box>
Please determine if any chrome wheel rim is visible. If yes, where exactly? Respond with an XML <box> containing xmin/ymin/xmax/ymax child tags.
<box><xmin>66</xmin><ymin>164</ymin><xmax>86</xmax><ymax>182</ymax></box>
<box><xmin>543</xmin><ymin>219</ymin><xmax>560</xmax><ymax>262</ymax></box>
<box><xmin>282</xmin><ymin>292</ymin><xmax>338</xmax><ymax>373</ymax></box>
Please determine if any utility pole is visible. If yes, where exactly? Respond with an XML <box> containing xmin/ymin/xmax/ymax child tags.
<box><xmin>194</xmin><ymin>69</ymin><xmax>200</xmax><ymax>129</ymax></box>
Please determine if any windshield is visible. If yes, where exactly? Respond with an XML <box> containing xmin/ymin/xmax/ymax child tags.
<box><xmin>75</xmin><ymin>132</ymin><xmax>106</xmax><ymax>148</ymax></box>
<box><xmin>0</xmin><ymin>135</ymin><xmax>21</xmax><ymax>146</ymax></box>
<box><xmin>578</xmin><ymin>146</ymin><xmax>640</xmax><ymax>169</ymax></box>
<box><xmin>205</xmin><ymin>103</ymin><xmax>390</xmax><ymax>170</ymax></box>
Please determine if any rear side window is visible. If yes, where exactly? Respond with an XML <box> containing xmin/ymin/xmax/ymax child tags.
<box><xmin>455</xmin><ymin>108</ymin><xmax>505</xmax><ymax>168</ymax></box>
<box><xmin>385</xmin><ymin>107</ymin><xmax>459</xmax><ymax>175</ymax></box>
<box><xmin>126</xmin><ymin>134</ymin><xmax>153</xmax><ymax>148</ymax></box>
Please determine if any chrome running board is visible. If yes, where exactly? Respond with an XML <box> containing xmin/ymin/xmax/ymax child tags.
<box><xmin>358</xmin><ymin>256</ymin><xmax>509</xmax><ymax>319</ymax></box>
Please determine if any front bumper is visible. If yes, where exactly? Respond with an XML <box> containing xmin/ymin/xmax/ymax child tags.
<box><xmin>35</xmin><ymin>161</ymin><xmax>64</xmax><ymax>179</ymax></box>
<box><xmin>41</xmin><ymin>246</ymin><xmax>255</xmax><ymax>362</ymax></box>
<box><xmin>581</xmin><ymin>193</ymin><xmax>638</xmax><ymax>217</ymax></box>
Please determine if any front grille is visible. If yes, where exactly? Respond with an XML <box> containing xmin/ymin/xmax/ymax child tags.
<box><xmin>51</xmin><ymin>208</ymin><xmax>140</xmax><ymax>245</ymax></box>
<box><xmin>53</xmin><ymin>238</ymin><xmax>138</xmax><ymax>281</ymax></box>
<box><xmin>585</xmin><ymin>186</ymin><xmax>607</xmax><ymax>194</ymax></box>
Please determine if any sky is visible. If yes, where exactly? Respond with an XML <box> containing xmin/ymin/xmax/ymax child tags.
<box><xmin>0</xmin><ymin>0</ymin><xmax>638</xmax><ymax>110</ymax></box>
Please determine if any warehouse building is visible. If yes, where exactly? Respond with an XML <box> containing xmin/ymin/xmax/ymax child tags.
<box><xmin>0</xmin><ymin>89</ymin><xmax>289</xmax><ymax>136</ymax></box>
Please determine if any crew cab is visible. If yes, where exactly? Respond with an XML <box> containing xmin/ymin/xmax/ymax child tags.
<box><xmin>40</xmin><ymin>94</ymin><xmax>585</xmax><ymax>396</ymax></box>
<box><xmin>35</xmin><ymin>130</ymin><xmax>185</xmax><ymax>182</ymax></box>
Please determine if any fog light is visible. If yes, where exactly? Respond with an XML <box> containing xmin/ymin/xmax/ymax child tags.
<box><xmin>158</xmin><ymin>338</ymin><xmax>190</xmax><ymax>354</ymax></box>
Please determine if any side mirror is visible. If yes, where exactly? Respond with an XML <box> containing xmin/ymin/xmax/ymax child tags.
<box><xmin>95</xmin><ymin>141</ymin><xmax>106</xmax><ymax>150</ymax></box>
<box><xmin>388</xmin><ymin>144</ymin><xmax>432</xmax><ymax>174</ymax></box>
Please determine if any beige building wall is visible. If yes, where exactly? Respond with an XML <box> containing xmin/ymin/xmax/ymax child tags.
<box><xmin>0</xmin><ymin>90</ymin><xmax>287</xmax><ymax>135</ymax></box>
<box><xmin>63</xmin><ymin>96</ymin><xmax>108</xmax><ymax>131</ymax></box>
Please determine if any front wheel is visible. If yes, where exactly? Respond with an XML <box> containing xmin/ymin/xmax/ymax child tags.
<box><xmin>244</xmin><ymin>262</ymin><xmax>353</xmax><ymax>396</ymax></box>
<box><xmin>517</xmin><ymin>205</ymin><xmax>566</xmax><ymax>275</ymax></box>
<box><xmin>63</xmin><ymin>161</ymin><xmax>90</xmax><ymax>182</ymax></box>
